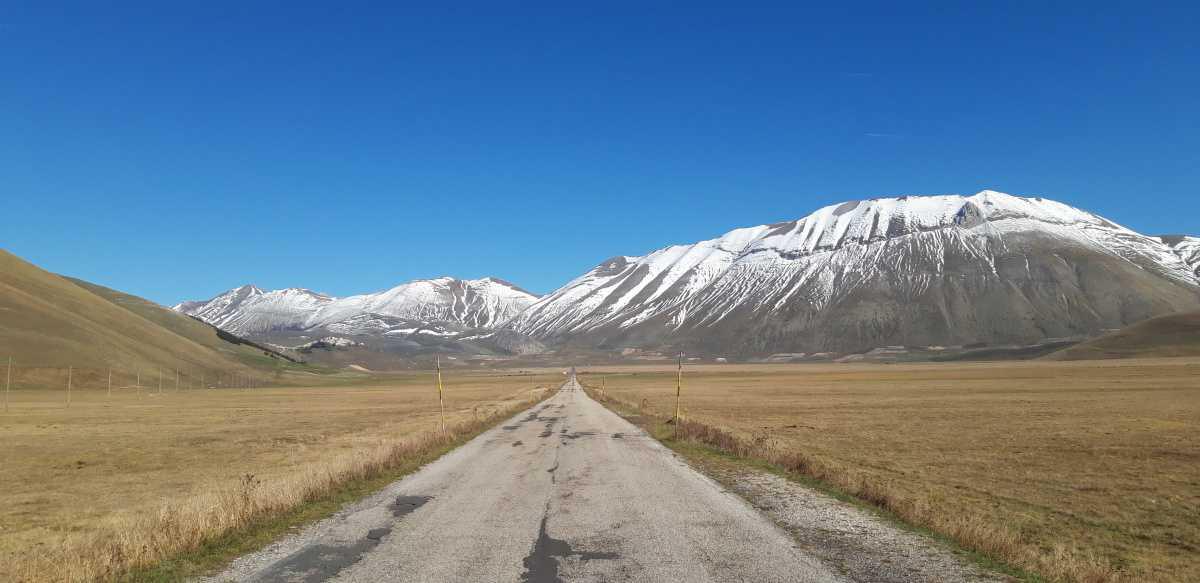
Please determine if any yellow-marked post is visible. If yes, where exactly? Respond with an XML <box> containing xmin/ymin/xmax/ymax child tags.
<box><xmin>673</xmin><ymin>352</ymin><xmax>683</xmax><ymax>437</ymax></box>
<box><xmin>436</xmin><ymin>355</ymin><xmax>446</xmax><ymax>434</ymax></box>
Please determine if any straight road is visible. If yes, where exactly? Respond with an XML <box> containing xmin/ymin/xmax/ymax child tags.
<box><xmin>216</xmin><ymin>373</ymin><xmax>846</xmax><ymax>582</ymax></box>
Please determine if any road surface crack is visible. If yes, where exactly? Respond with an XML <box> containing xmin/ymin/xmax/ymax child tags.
<box><xmin>520</xmin><ymin>375</ymin><xmax>619</xmax><ymax>582</ymax></box>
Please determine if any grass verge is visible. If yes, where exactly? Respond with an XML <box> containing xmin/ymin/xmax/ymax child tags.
<box><xmin>583</xmin><ymin>383</ymin><xmax>1118</xmax><ymax>583</ymax></box>
<box><xmin>14</xmin><ymin>396</ymin><xmax>545</xmax><ymax>583</ymax></box>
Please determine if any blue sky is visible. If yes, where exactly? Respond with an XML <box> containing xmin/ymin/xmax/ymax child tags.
<box><xmin>3</xmin><ymin>1</ymin><xmax>1198</xmax><ymax>303</ymax></box>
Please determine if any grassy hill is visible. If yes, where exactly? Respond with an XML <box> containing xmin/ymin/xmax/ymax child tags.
<box><xmin>0</xmin><ymin>249</ymin><xmax>304</xmax><ymax>381</ymax></box>
<box><xmin>67</xmin><ymin>277</ymin><xmax>302</xmax><ymax>365</ymax></box>
<box><xmin>1046</xmin><ymin>310</ymin><xmax>1200</xmax><ymax>360</ymax></box>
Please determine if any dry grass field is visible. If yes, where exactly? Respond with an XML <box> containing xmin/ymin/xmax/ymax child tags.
<box><xmin>0</xmin><ymin>370</ymin><xmax>562</xmax><ymax>582</ymax></box>
<box><xmin>581</xmin><ymin>358</ymin><xmax>1200</xmax><ymax>583</ymax></box>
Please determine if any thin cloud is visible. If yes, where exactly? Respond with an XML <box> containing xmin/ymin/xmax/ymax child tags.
<box><xmin>864</xmin><ymin>132</ymin><xmax>902</xmax><ymax>138</ymax></box>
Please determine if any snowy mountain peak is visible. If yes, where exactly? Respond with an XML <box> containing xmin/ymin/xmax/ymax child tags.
<box><xmin>175</xmin><ymin>276</ymin><xmax>538</xmax><ymax>336</ymax></box>
<box><xmin>747</xmin><ymin>191</ymin><xmax>1116</xmax><ymax>258</ymax></box>
<box><xmin>463</xmin><ymin>277</ymin><xmax>537</xmax><ymax>297</ymax></box>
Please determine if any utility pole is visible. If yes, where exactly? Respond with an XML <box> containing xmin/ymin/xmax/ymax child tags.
<box><xmin>436</xmin><ymin>356</ymin><xmax>446</xmax><ymax>434</ymax></box>
<box><xmin>673</xmin><ymin>352</ymin><xmax>683</xmax><ymax>437</ymax></box>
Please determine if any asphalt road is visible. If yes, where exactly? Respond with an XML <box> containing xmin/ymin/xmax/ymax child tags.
<box><xmin>216</xmin><ymin>374</ymin><xmax>847</xmax><ymax>582</ymax></box>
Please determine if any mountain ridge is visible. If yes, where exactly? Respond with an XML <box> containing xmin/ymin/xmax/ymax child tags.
<box><xmin>504</xmin><ymin>190</ymin><xmax>1199</xmax><ymax>355</ymax></box>
<box><xmin>174</xmin><ymin>276</ymin><xmax>540</xmax><ymax>346</ymax></box>
<box><xmin>169</xmin><ymin>190</ymin><xmax>1200</xmax><ymax>360</ymax></box>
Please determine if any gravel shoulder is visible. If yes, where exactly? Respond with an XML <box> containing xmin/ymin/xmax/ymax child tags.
<box><xmin>682</xmin><ymin>453</ymin><xmax>1014</xmax><ymax>583</ymax></box>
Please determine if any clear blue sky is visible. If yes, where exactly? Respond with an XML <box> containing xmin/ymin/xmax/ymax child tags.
<box><xmin>3</xmin><ymin>2</ymin><xmax>1198</xmax><ymax>304</ymax></box>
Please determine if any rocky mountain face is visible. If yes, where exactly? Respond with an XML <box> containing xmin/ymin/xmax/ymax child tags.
<box><xmin>174</xmin><ymin>277</ymin><xmax>538</xmax><ymax>355</ymax></box>
<box><xmin>504</xmin><ymin>191</ymin><xmax>1200</xmax><ymax>356</ymax></box>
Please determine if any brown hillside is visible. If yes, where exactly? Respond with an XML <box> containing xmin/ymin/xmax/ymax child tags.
<box><xmin>1046</xmin><ymin>311</ymin><xmax>1200</xmax><ymax>360</ymax></box>
<box><xmin>0</xmin><ymin>249</ymin><xmax>288</xmax><ymax>375</ymax></box>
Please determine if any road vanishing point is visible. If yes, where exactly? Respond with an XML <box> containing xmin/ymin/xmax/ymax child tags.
<box><xmin>216</xmin><ymin>374</ymin><xmax>854</xmax><ymax>582</ymax></box>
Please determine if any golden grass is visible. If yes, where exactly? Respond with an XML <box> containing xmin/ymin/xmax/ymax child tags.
<box><xmin>0</xmin><ymin>370</ymin><xmax>560</xmax><ymax>582</ymax></box>
<box><xmin>581</xmin><ymin>358</ymin><xmax>1200</xmax><ymax>583</ymax></box>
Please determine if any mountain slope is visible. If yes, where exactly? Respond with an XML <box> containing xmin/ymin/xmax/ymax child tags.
<box><xmin>1046</xmin><ymin>310</ymin><xmax>1200</xmax><ymax>360</ymax></box>
<box><xmin>1158</xmin><ymin>235</ymin><xmax>1200</xmax><ymax>277</ymax></box>
<box><xmin>68</xmin><ymin>278</ymin><xmax>301</xmax><ymax>364</ymax></box>
<box><xmin>506</xmin><ymin>191</ymin><xmax>1200</xmax><ymax>356</ymax></box>
<box><xmin>0</xmin><ymin>249</ymin><xmax>293</xmax><ymax>373</ymax></box>
<box><xmin>175</xmin><ymin>277</ymin><xmax>539</xmax><ymax>345</ymax></box>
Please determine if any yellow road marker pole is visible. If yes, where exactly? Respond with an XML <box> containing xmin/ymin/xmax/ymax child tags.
<box><xmin>436</xmin><ymin>355</ymin><xmax>446</xmax><ymax>435</ymax></box>
<box><xmin>107</xmin><ymin>368</ymin><xmax>112</xmax><ymax>398</ymax></box>
<box><xmin>673</xmin><ymin>352</ymin><xmax>683</xmax><ymax>438</ymax></box>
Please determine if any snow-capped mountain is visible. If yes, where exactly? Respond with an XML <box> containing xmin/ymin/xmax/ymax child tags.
<box><xmin>1158</xmin><ymin>235</ymin><xmax>1200</xmax><ymax>277</ymax></box>
<box><xmin>175</xmin><ymin>277</ymin><xmax>538</xmax><ymax>340</ymax></box>
<box><xmin>175</xmin><ymin>285</ymin><xmax>331</xmax><ymax>335</ymax></box>
<box><xmin>505</xmin><ymin>191</ymin><xmax>1200</xmax><ymax>355</ymax></box>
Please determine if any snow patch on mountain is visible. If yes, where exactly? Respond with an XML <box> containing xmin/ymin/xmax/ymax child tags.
<box><xmin>1158</xmin><ymin>235</ymin><xmax>1200</xmax><ymax>277</ymax></box>
<box><xmin>293</xmin><ymin>336</ymin><xmax>364</xmax><ymax>350</ymax></box>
